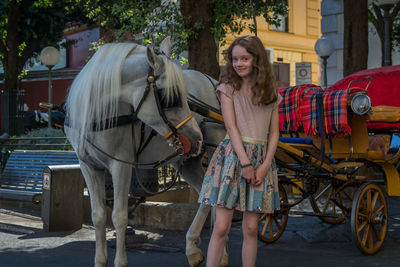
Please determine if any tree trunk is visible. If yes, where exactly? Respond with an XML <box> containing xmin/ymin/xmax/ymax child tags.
<box><xmin>181</xmin><ymin>0</ymin><xmax>220</xmax><ymax>79</ymax></box>
<box><xmin>5</xmin><ymin>1</ymin><xmax>22</xmax><ymax>91</ymax></box>
<box><xmin>343</xmin><ymin>0</ymin><xmax>368</xmax><ymax>77</ymax></box>
<box><xmin>371</xmin><ymin>3</ymin><xmax>400</xmax><ymax>66</ymax></box>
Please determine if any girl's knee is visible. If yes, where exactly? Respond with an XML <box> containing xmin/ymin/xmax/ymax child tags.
<box><xmin>213</xmin><ymin>223</ymin><xmax>230</xmax><ymax>239</ymax></box>
<box><xmin>242</xmin><ymin>223</ymin><xmax>258</xmax><ymax>237</ymax></box>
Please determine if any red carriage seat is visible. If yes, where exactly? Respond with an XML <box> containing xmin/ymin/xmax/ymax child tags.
<box><xmin>327</xmin><ymin>65</ymin><xmax>400</xmax><ymax>130</ymax></box>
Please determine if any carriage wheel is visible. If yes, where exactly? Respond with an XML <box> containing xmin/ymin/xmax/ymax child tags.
<box><xmin>351</xmin><ymin>183</ymin><xmax>388</xmax><ymax>255</ymax></box>
<box><xmin>257</xmin><ymin>184</ymin><xmax>288</xmax><ymax>243</ymax></box>
<box><xmin>310</xmin><ymin>180</ymin><xmax>358</xmax><ymax>224</ymax></box>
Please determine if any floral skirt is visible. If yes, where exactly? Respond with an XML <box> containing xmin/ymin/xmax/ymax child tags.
<box><xmin>198</xmin><ymin>136</ymin><xmax>280</xmax><ymax>214</ymax></box>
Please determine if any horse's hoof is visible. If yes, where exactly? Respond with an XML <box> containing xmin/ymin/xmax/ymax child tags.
<box><xmin>219</xmin><ymin>254</ymin><xmax>229</xmax><ymax>267</ymax></box>
<box><xmin>188</xmin><ymin>252</ymin><xmax>204</xmax><ymax>267</ymax></box>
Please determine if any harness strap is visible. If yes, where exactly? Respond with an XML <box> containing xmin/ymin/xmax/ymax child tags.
<box><xmin>316</xmin><ymin>92</ymin><xmax>325</xmax><ymax>167</ymax></box>
<box><xmin>163</xmin><ymin>114</ymin><xmax>193</xmax><ymax>139</ymax></box>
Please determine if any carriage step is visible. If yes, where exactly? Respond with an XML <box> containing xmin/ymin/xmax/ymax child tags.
<box><xmin>288</xmin><ymin>210</ymin><xmax>344</xmax><ymax>219</ymax></box>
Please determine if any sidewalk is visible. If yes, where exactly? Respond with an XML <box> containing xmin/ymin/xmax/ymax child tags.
<box><xmin>1</xmin><ymin>197</ymin><xmax>400</xmax><ymax>267</ymax></box>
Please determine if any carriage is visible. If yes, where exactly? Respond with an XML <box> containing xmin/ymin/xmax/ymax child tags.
<box><xmin>254</xmin><ymin>65</ymin><xmax>400</xmax><ymax>255</ymax></box>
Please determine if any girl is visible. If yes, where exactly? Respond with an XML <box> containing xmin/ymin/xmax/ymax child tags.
<box><xmin>198</xmin><ymin>35</ymin><xmax>281</xmax><ymax>267</ymax></box>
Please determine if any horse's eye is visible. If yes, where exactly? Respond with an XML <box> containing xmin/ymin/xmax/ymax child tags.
<box><xmin>157</xmin><ymin>88</ymin><xmax>182</xmax><ymax>109</ymax></box>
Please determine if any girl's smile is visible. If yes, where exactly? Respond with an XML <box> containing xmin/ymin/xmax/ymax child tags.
<box><xmin>232</xmin><ymin>45</ymin><xmax>254</xmax><ymax>79</ymax></box>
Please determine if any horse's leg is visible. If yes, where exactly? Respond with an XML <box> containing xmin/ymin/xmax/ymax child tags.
<box><xmin>178</xmin><ymin>155</ymin><xmax>229</xmax><ymax>267</ymax></box>
<box><xmin>173</xmin><ymin>157</ymin><xmax>209</xmax><ymax>266</ymax></box>
<box><xmin>80</xmin><ymin>161</ymin><xmax>108</xmax><ymax>267</ymax></box>
<box><xmin>186</xmin><ymin>204</ymin><xmax>211</xmax><ymax>267</ymax></box>
<box><xmin>110</xmin><ymin>163</ymin><xmax>131</xmax><ymax>267</ymax></box>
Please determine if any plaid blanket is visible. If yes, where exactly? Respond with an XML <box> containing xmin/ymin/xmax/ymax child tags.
<box><xmin>300</xmin><ymin>89</ymin><xmax>350</xmax><ymax>136</ymax></box>
<box><xmin>299</xmin><ymin>88</ymin><xmax>323</xmax><ymax>136</ymax></box>
<box><xmin>323</xmin><ymin>89</ymin><xmax>351</xmax><ymax>136</ymax></box>
<box><xmin>279</xmin><ymin>84</ymin><xmax>318</xmax><ymax>132</ymax></box>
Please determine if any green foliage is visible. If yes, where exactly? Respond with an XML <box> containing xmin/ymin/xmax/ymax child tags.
<box><xmin>78</xmin><ymin>0</ymin><xmax>288</xmax><ymax>58</ymax></box>
<box><xmin>0</xmin><ymin>0</ymin><xmax>93</xmax><ymax>89</ymax></box>
<box><xmin>6</xmin><ymin>128</ymin><xmax>73</xmax><ymax>151</ymax></box>
<box><xmin>212</xmin><ymin>0</ymin><xmax>288</xmax><ymax>46</ymax></box>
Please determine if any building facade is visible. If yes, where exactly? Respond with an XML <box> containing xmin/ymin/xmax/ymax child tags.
<box><xmin>222</xmin><ymin>0</ymin><xmax>322</xmax><ymax>87</ymax></box>
<box><xmin>321</xmin><ymin>0</ymin><xmax>400</xmax><ymax>87</ymax></box>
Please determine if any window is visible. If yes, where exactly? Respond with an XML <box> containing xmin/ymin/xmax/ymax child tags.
<box><xmin>272</xmin><ymin>0</ymin><xmax>288</xmax><ymax>33</ymax></box>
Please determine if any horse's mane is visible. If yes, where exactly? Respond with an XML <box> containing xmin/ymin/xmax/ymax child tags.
<box><xmin>66</xmin><ymin>43</ymin><xmax>137</xmax><ymax>146</ymax></box>
<box><xmin>65</xmin><ymin>42</ymin><xmax>187</xmax><ymax>148</ymax></box>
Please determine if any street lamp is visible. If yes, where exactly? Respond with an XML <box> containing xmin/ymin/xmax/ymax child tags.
<box><xmin>315</xmin><ymin>36</ymin><xmax>335</xmax><ymax>89</ymax></box>
<box><xmin>40</xmin><ymin>46</ymin><xmax>60</xmax><ymax>128</ymax></box>
<box><xmin>376</xmin><ymin>0</ymin><xmax>399</xmax><ymax>66</ymax></box>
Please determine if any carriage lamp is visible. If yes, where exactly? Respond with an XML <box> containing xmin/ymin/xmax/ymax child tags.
<box><xmin>350</xmin><ymin>93</ymin><xmax>372</xmax><ymax>115</ymax></box>
<box><xmin>40</xmin><ymin>46</ymin><xmax>60</xmax><ymax>128</ymax></box>
<box><xmin>315</xmin><ymin>37</ymin><xmax>335</xmax><ymax>89</ymax></box>
<box><xmin>376</xmin><ymin>0</ymin><xmax>399</xmax><ymax>66</ymax></box>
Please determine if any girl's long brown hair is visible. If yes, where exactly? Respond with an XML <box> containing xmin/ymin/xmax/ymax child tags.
<box><xmin>220</xmin><ymin>35</ymin><xmax>277</xmax><ymax>105</ymax></box>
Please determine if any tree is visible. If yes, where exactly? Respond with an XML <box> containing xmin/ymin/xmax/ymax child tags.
<box><xmin>79</xmin><ymin>0</ymin><xmax>288</xmax><ymax>79</ymax></box>
<box><xmin>343</xmin><ymin>0</ymin><xmax>368</xmax><ymax>77</ymax></box>
<box><xmin>369</xmin><ymin>1</ymin><xmax>400</xmax><ymax>66</ymax></box>
<box><xmin>0</xmin><ymin>0</ymin><xmax>91</xmax><ymax>134</ymax></box>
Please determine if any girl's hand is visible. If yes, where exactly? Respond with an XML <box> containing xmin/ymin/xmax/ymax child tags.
<box><xmin>241</xmin><ymin>165</ymin><xmax>255</xmax><ymax>184</ymax></box>
<box><xmin>254</xmin><ymin>160</ymin><xmax>271</xmax><ymax>186</ymax></box>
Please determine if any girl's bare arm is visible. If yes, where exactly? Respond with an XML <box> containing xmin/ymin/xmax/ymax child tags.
<box><xmin>220</xmin><ymin>93</ymin><xmax>255</xmax><ymax>183</ymax></box>
<box><xmin>255</xmin><ymin>107</ymin><xmax>279</xmax><ymax>184</ymax></box>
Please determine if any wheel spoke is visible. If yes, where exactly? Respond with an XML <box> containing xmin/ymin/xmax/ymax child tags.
<box><xmin>269</xmin><ymin>216</ymin><xmax>274</xmax><ymax>238</ymax></box>
<box><xmin>372</xmin><ymin>204</ymin><xmax>385</xmax><ymax>220</ymax></box>
<box><xmin>371</xmin><ymin>224</ymin><xmax>381</xmax><ymax>242</ymax></box>
<box><xmin>261</xmin><ymin>216</ymin><xmax>270</xmax><ymax>236</ymax></box>
<box><xmin>322</xmin><ymin>189</ymin><xmax>334</xmax><ymax>214</ymax></box>
<box><xmin>337</xmin><ymin>192</ymin><xmax>344</xmax><ymax>207</ymax></box>
<box><xmin>368</xmin><ymin>226</ymin><xmax>374</xmax><ymax>249</ymax></box>
<box><xmin>371</xmin><ymin>191</ymin><xmax>379</xmax><ymax>211</ymax></box>
<box><xmin>357</xmin><ymin>220</ymin><xmax>368</xmax><ymax>234</ymax></box>
<box><xmin>342</xmin><ymin>189</ymin><xmax>353</xmax><ymax>201</ymax></box>
<box><xmin>357</xmin><ymin>211</ymin><xmax>369</xmax><ymax>218</ymax></box>
<box><xmin>361</xmin><ymin>224</ymin><xmax>370</xmax><ymax>246</ymax></box>
<box><xmin>360</xmin><ymin>196</ymin><xmax>366</xmax><ymax>210</ymax></box>
<box><xmin>314</xmin><ymin>184</ymin><xmax>332</xmax><ymax>201</ymax></box>
<box><xmin>366</xmin><ymin>189</ymin><xmax>372</xmax><ymax>211</ymax></box>
<box><xmin>331</xmin><ymin>201</ymin><xmax>337</xmax><ymax>216</ymax></box>
<box><xmin>273</xmin><ymin>216</ymin><xmax>282</xmax><ymax>231</ymax></box>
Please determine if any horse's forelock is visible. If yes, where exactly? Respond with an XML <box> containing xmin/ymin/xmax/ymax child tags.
<box><xmin>162</xmin><ymin>57</ymin><xmax>187</xmax><ymax>104</ymax></box>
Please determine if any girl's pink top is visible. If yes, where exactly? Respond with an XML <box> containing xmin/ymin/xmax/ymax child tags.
<box><xmin>217</xmin><ymin>83</ymin><xmax>282</xmax><ymax>142</ymax></box>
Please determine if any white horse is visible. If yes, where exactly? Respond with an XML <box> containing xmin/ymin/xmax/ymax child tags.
<box><xmin>64</xmin><ymin>38</ymin><xmax>204</xmax><ymax>267</ymax></box>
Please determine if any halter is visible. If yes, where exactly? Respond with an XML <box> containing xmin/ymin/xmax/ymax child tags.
<box><xmin>144</xmin><ymin>67</ymin><xmax>193</xmax><ymax>155</ymax></box>
<box><xmin>82</xmin><ymin>65</ymin><xmax>195</xmax><ymax>168</ymax></box>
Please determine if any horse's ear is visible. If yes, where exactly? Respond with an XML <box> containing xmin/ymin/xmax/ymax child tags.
<box><xmin>146</xmin><ymin>46</ymin><xmax>163</xmax><ymax>72</ymax></box>
<box><xmin>160</xmin><ymin>36</ymin><xmax>171</xmax><ymax>57</ymax></box>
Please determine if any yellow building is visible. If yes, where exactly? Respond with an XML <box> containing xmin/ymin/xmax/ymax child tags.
<box><xmin>223</xmin><ymin>0</ymin><xmax>321</xmax><ymax>87</ymax></box>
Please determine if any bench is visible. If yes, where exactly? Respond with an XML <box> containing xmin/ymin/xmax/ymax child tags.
<box><xmin>0</xmin><ymin>150</ymin><xmax>79</xmax><ymax>203</ymax></box>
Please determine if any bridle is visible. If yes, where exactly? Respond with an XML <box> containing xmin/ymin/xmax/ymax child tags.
<box><xmin>85</xmin><ymin>65</ymin><xmax>195</xmax><ymax>167</ymax></box>
<box><xmin>146</xmin><ymin>68</ymin><xmax>194</xmax><ymax>153</ymax></box>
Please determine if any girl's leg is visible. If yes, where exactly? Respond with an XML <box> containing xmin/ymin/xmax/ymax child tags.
<box><xmin>242</xmin><ymin>211</ymin><xmax>260</xmax><ymax>267</ymax></box>
<box><xmin>206</xmin><ymin>207</ymin><xmax>234</xmax><ymax>267</ymax></box>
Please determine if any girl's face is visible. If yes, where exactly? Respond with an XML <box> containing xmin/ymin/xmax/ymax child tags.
<box><xmin>232</xmin><ymin>45</ymin><xmax>254</xmax><ymax>79</ymax></box>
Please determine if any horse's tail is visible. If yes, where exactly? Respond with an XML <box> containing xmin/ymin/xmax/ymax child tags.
<box><xmin>65</xmin><ymin>43</ymin><xmax>137</xmax><ymax>146</ymax></box>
